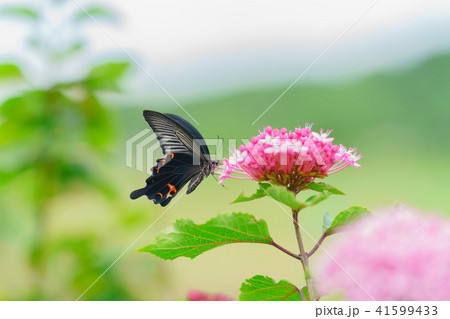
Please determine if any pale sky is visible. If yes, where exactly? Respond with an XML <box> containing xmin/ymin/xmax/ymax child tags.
<box><xmin>85</xmin><ymin>0</ymin><xmax>450</xmax><ymax>62</ymax></box>
<box><xmin>1</xmin><ymin>0</ymin><xmax>450</xmax><ymax>100</ymax></box>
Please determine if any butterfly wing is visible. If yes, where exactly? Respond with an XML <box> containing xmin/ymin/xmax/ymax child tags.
<box><xmin>130</xmin><ymin>153</ymin><xmax>201</xmax><ymax>206</ymax></box>
<box><xmin>143</xmin><ymin>111</ymin><xmax>211</xmax><ymax>161</ymax></box>
<box><xmin>131</xmin><ymin>111</ymin><xmax>215</xmax><ymax>206</ymax></box>
<box><xmin>186</xmin><ymin>171</ymin><xmax>206</xmax><ymax>194</ymax></box>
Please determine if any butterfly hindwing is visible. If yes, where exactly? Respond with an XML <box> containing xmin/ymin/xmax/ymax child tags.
<box><xmin>130</xmin><ymin>153</ymin><xmax>201</xmax><ymax>206</ymax></box>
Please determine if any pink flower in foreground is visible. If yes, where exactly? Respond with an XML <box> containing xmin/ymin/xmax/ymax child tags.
<box><xmin>315</xmin><ymin>207</ymin><xmax>450</xmax><ymax>301</ymax></box>
<box><xmin>218</xmin><ymin>124</ymin><xmax>361</xmax><ymax>192</ymax></box>
<box><xmin>187</xmin><ymin>290</ymin><xmax>233</xmax><ymax>301</ymax></box>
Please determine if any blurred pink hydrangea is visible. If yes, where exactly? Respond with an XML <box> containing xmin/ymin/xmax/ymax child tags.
<box><xmin>218</xmin><ymin>124</ymin><xmax>361</xmax><ymax>193</ymax></box>
<box><xmin>187</xmin><ymin>290</ymin><xmax>233</xmax><ymax>301</ymax></box>
<box><xmin>315</xmin><ymin>206</ymin><xmax>450</xmax><ymax>301</ymax></box>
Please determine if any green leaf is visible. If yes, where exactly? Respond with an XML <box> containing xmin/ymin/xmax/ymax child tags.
<box><xmin>265</xmin><ymin>185</ymin><xmax>305</xmax><ymax>210</ymax></box>
<box><xmin>305</xmin><ymin>191</ymin><xmax>330</xmax><ymax>206</ymax></box>
<box><xmin>232</xmin><ymin>182</ymin><xmax>270</xmax><ymax>203</ymax></box>
<box><xmin>52</xmin><ymin>42</ymin><xmax>85</xmax><ymax>61</ymax></box>
<box><xmin>74</xmin><ymin>6</ymin><xmax>115</xmax><ymax>22</ymax></box>
<box><xmin>239</xmin><ymin>275</ymin><xmax>303</xmax><ymax>301</ymax></box>
<box><xmin>138</xmin><ymin>213</ymin><xmax>273</xmax><ymax>260</ymax></box>
<box><xmin>0</xmin><ymin>64</ymin><xmax>24</xmax><ymax>82</ymax></box>
<box><xmin>85</xmin><ymin>62</ymin><xmax>130</xmax><ymax>92</ymax></box>
<box><xmin>322</xmin><ymin>212</ymin><xmax>332</xmax><ymax>234</ymax></box>
<box><xmin>0</xmin><ymin>7</ymin><xmax>40</xmax><ymax>20</ymax></box>
<box><xmin>324</xmin><ymin>206</ymin><xmax>370</xmax><ymax>235</ymax></box>
<box><xmin>306</xmin><ymin>182</ymin><xmax>345</xmax><ymax>195</ymax></box>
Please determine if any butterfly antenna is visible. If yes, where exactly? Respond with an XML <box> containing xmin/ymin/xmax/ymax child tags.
<box><xmin>217</xmin><ymin>135</ymin><xmax>224</xmax><ymax>144</ymax></box>
<box><xmin>213</xmin><ymin>135</ymin><xmax>226</xmax><ymax>189</ymax></box>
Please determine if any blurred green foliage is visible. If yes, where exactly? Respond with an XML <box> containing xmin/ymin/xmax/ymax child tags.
<box><xmin>0</xmin><ymin>0</ymin><xmax>164</xmax><ymax>301</ymax></box>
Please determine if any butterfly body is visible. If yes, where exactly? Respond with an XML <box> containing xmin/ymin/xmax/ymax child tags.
<box><xmin>130</xmin><ymin>111</ymin><xmax>220</xmax><ymax>206</ymax></box>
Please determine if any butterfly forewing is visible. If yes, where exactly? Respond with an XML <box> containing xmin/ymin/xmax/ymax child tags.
<box><xmin>164</xmin><ymin>113</ymin><xmax>211</xmax><ymax>159</ymax></box>
<box><xmin>143</xmin><ymin>111</ymin><xmax>209</xmax><ymax>162</ymax></box>
<box><xmin>143</xmin><ymin>111</ymin><xmax>191</xmax><ymax>154</ymax></box>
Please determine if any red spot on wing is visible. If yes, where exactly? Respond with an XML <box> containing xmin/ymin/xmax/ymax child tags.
<box><xmin>167</xmin><ymin>183</ymin><xmax>177</xmax><ymax>197</ymax></box>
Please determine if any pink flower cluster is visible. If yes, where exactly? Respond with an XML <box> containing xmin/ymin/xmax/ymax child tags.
<box><xmin>315</xmin><ymin>206</ymin><xmax>450</xmax><ymax>301</ymax></box>
<box><xmin>187</xmin><ymin>290</ymin><xmax>233</xmax><ymax>301</ymax></box>
<box><xmin>219</xmin><ymin>124</ymin><xmax>361</xmax><ymax>192</ymax></box>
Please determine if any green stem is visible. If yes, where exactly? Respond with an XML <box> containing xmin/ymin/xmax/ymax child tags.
<box><xmin>271</xmin><ymin>241</ymin><xmax>301</xmax><ymax>260</ymax></box>
<box><xmin>308</xmin><ymin>228</ymin><xmax>349</xmax><ymax>258</ymax></box>
<box><xmin>307</xmin><ymin>232</ymin><xmax>328</xmax><ymax>257</ymax></box>
<box><xmin>292</xmin><ymin>208</ymin><xmax>316</xmax><ymax>301</ymax></box>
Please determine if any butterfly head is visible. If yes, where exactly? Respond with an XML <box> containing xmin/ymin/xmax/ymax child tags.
<box><xmin>209</xmin><ymin>159</ymin><xmax>221</xmax><ymax>174</ymax></box>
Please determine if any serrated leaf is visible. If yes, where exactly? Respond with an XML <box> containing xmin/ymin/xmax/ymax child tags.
<box><xmin>138</xmin><ymin>213</ymin><xmax>273</xmax><ymax>260</ymax></box>
<box><xmin>0</xmin><ymin>7</ymin><xmax>40</xmax><ymax>20</ymax></box>
<box><xmin>322</xmin><ymin>212</ymin><xmax>332</xmax><ymax>234</ymax></box>
<box><xmin>232</xmin><ymin>182</ymin><xmax>270</xmax><ymax>203</ymax></box>
<box><xmin>305</xmin><ymin>191</ymin><xmax>330</xmax><ymax>206</ymax></box>
<box><xmin>74</xmin><ymin>6</ymin><xmax>115</xmax><ymax>22</ymax></box>
<box><xmin>0</xmin><ymin>64</ymin><xmax>24</xmax><ymax>82</ymax></box>
<box><xmin>265</xmin><ymin>185</ymin><xmax>305</xmax><ymax>210</ymax></box>
<box><xmin>306</xmin><ymin>182</ymin><xmax>345</xmax><ymax>195</ymax></box>
<box><xmin>239</xmin><ymin>275</ymin><xmax>302</xmax><ymax>301</ymax></box>
<box><xmin>325</xmin><ymin>206</ymin><xmax>370</xmax><ymax>235</ymax></box>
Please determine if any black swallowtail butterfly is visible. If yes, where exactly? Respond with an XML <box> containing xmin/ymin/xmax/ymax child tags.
<box><xmin>130</xmin><ymin>110</ymin><xmax>220</xmax><ymax>206</ymax></box>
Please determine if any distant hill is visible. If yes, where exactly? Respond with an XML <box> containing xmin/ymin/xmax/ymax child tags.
<box><xmin>118</xmin><ymin>52</ymin><xmax>450</xmax><ymax>158</ymax></box>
